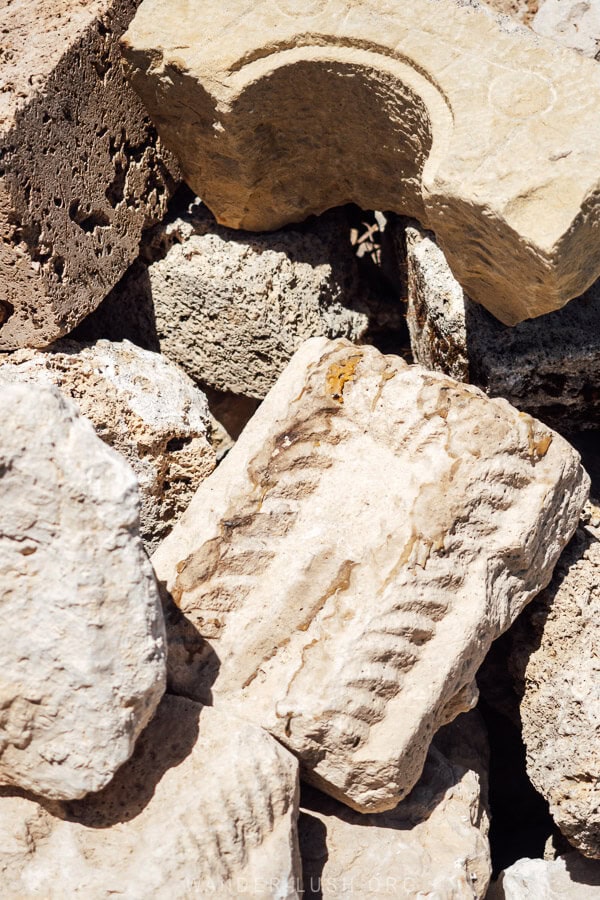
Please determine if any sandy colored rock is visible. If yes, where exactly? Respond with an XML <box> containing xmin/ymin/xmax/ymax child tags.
<box><xmin>506</xmin><ymin>511</ymin><xmax>600</xmax><ymax>858</ymax></box>
<box><xmin>0</xmin><ymin>339</ymin><xmax>216</xmax><ymax>551</ymax></box>
<box><xmin>404</xmin><ymin>223</ymin><xmax>600</xmax><ymax>431</ymax></box>
<box><xmin>483</xmin><ymin>0</ymin><xmax>539</xmax><ymax>23</ymax></box>
<box><xmin>123</xmin><ymin>0</ymin><xmax>600</xmax><ymax>326</ymax></box>
<box><xmin>533</xmin><ymin>0</ymin><xmax>600</xmax><ymax>58</ymax></box>
<box><xmin>0</xmin><ymin>383</ymin><xmax>166</xmax><ymax>800</ymax></box>
<box><xmin>488</xmin><ymin>854</ymin><xmax>600</xmax><ymax>898</ymax></box>
<box><xmin>0</xmin><ymin>0</ymin><xmax>178</xmax><ymax>351</ymax></box>
<box><xmin>152</xmin><ymin>337</ymin><xmax>588</xmax><ymax>813</ymax></box>
<box><xmin>299</xmin><ymin>711</ymin><xmax>491</xmax><ymax>898</ymax></box>
<box><xmin>0</xmin><ymin>695</ymin><xmax>302</xmax><ymax>898</ymax></box>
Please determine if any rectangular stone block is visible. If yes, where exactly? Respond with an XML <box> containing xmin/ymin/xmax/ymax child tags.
<box><xmin>152</xmin><ymin>337</ymin><xmax>588</xmax><ymax>813</ymax></box>
<box><xmin>0</xmin><ymin>0</ymin><xmax>179</xmax><ymax>350</ymax></box>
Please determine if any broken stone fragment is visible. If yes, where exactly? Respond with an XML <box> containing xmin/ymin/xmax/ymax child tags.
<box><xmin>0</xmin><ymin>695</ymin><xmax>302</xmax><ymax>898</ymax></box>
<box><xmin>488</xmin><ymin>853</ymin><xmax>600</xmax><ymax>899</ymax></box>
<box><xmin>505</xmin><ymin>510</ymin><xmax>600</xmax><ymax>859</ymax></box>
<box><xmin>0</xmin><ymin>0</ymin><xmax>178</xmax><ymax>351</ymax></box>
<box><xmin>123</xmin><ymin>0</ymin><xmax>600</xmax><ymax>325</ymax></box>
<box><xmin>0</xmin><ymin>339</ymin><xmax>216</xmax><ymax>552</ymax></box>
<box><xmin>404</xmin><ymin>223</ymin><xmax>600</xmax><ymax>431</ymax></box>
<box><xmin>0</xmin><ymin>383</ymin><xmax>166</xmax><ymax>800</ymax></box>
<box><xmin>299</xmin><ymin>710</ymin><xmax>491</xmax><ymax>898</ymax></box>
<box><xmin>152</xmin><ymin>337</ymin><xmax>588</xmax><ymax>813</ymax></box>
<box><xmin>78</xmin><ymin>201</ymin><xmax>399</xmax><ymax>398</ymax></box>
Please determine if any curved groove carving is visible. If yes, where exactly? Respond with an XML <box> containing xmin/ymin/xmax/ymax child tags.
<box><xmin>123</xmin><ymin>0</ymin><xmax>600</xmax><ymax>324</ymax></box>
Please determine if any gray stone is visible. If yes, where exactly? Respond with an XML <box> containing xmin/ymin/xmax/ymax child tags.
<box><xmin>0</xmin><ymin>383</ymin><xmax>166</xmax><ymax>800</ymax></box>
<box><xmin>488</xmin><ymin>853</ymin><xmax>600</xmax><ymax>898</ymax></box>
<box><xmin>404</xmin><ymin>223</ymin><xmax>600</xmax><ymax>432</ymax></box>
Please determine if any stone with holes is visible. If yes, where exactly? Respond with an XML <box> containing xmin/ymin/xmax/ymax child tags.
<box><xmin>152</xmin><ymin>337</ymin><xmax>588</xmax><ymax>812</ymax></box>
<box><xmin>0</xmin><ymin>383</ymin><xmax>166</xmax><ymax>799</ymax></box>
<box><xmin>0</xmin><ymin>339</ymin><xmax>216</xmax><ymax>551</ymax></box>
<box><xmin>0</xmin><ymin>0</ymin><xmax>178</xmax><ymax>351</ymax></box>
<box><xmin>98</xmin><ymin>202</ymin><xmax>398</xmax><ymax>399</ymax></box>
<box><xmin>505</xmin><ymin>509</ymin><xmax>600</xmax><ymax>858</ymax></box>
<box><xmin>299</xmin><ymin>711</ymin><xmax>491</xmax><ymax>898</ymax></box>
<box><xmin>0</xmin><ymin>695</ymin><xmax>301</xmax><ymax>898</ymax></box>
<box><xmin>123</xmin><ymin>0</ymin><xmax>600</xmax><ymax>325</ymax></box>
<box><xmin>403</xmin><ymin>223</ymin><xmax>600</xmax><ymax>432</ymax></box>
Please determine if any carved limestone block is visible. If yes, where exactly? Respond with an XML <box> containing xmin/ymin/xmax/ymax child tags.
<box><xmin>152</xmin><ymin>337</ymin><xmax>588</xmax><ymax>812</ymax></box>
<box><xmin>0</xmin><ymin>696</ymin><xmax>302</xmax><ymax>898</ymax></box>
<box><xmin>0</xmin><ymin>0</ymin><xmax>178</xmax><ymax>350</ymax></box>
<box><xmin>122</xmin><ymin>0</ymin><xmax>600</xmax><ymax>325</ymax></box>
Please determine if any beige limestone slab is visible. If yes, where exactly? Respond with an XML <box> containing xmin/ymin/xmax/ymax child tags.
<box><xmin>123</xmin><ymin>0</ymin><xmax>600</xmax><ymax>325</ymax></box>
<box><xmin>152</xmin><ymin>337</ymin><xmax>588</xmax><ymax>812</ymax></box>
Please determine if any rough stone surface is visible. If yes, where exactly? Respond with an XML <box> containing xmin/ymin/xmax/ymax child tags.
<box><xmin>123</xmin><ymin>0</ymin><xmax>600</xmax><ymax>326</ymax></box>
<box><xmin>533</xmin><ymin>0</ymin><xmax>600</xmax><ymax>58</ymax></box>
<box><xmin>0</xmin><ymin>339</ymin><xmax>216</xmax><ymax>551</ymax></box>
<box><xmin>0</xmin><ymin>695</ymin><xmax>302</xmax><ymax>898</ymax></box>
<box><xmin>484</xmin><ymin>0</ymin><xmax>539</xmax><ymax>23</ymax></box>
<box><xmin>0</xmin><ymin>383</ymin><xmax>166</xmax><ymax>800</ymax></box>
<box><xmin>82</xmin><ymin>201</ymin><xmax>400</xmax><ymax>398</ymax></box>
<box><xmin>506</xmin><ymin>509</ymin><xmax>600</xmax><ymax>858</ymax></box>
<box><xmin>299</xmin><ymin>711</ymin><xmax>491</xmax><ymax>898</ymax></box>
<box><xmin>0</xmin><ymin>0</ymin><xmax>178</xmax><ymax>351</ymax></box>
<box><xmin>152</xmin><ymin>337</ymin><xmax>588</xmax><ymax>813</ymax></box>
<box><xmin>488</xmin><ymin>854</ymin><xmax>600</xmax><ymax>898</ymax></box>
<box><xmin>404</xmin><ymin>223</ymin><xmax>600</xmax><ymax>432</ymax></box>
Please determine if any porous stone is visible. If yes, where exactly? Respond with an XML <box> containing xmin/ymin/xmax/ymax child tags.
<box><xmin>404</xmin><ymin>223</ymin><xmax>600</xmax><ymax>431</ymax></box>
<box><xmin>506</xmin><ymin>509</ymin><xmax>600</xmax><ymax>858</ymax></box>
<box><xmin>0</xmin><ymin>695</ymin><xmax>302</xmax><ymax>898</ymax></box>
<box><xmin>488</xmin><ymin>854</ymin><xmax>600</xmax><ymax>898</ymax></box>
<box><xmin>299</xmin><ymin>711</ymin><xmax>491</xmax><ymax>898</ymax></box>
<box><xmin>0</xmin><ymin>339</ymin><xmax>216</xmax><ymax>551</ymax></box>
<box><xmin>123</xmin><ymin>0</ymin><xmax>600</xmax><ymax>325</ymax></box>
<box><xmin>0</xmin><ymin>383</ymin><xmax>166</xmax><ymax>800</ymax></box>
<box><xmin>152</xmin><ymin>337</ymin><xmax>588</xmax><ymax>813</ymax></box>
<box><xmin>0</xmin><ymin>0</ymin><xmax>178</xmax><ymax>351</ymax></box>
<box><xmin>484</xmin><ymin>0</ymin><xmax>539</xmax><ymax>23</ymax></box>
<box><xmin>533</xmin><ymin>0</ymin><xmax>600</xmax><ymax>58</ymax></box>
<box><xmin>82</xmin><ymin>202</ymin><xmax>398</xmax><ymax>398</ymax></box>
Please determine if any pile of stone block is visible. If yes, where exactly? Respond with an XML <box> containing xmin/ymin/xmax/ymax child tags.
<box><xmin>2</xmin><ymin>0</ymin><xmax>600</xmax><ymax>897</ymax></box>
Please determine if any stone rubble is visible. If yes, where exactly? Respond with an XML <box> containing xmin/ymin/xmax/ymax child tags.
<box><xmin>506</xmin><ymin>510</ymin><xmax>600</xmax><ymax>859</ymax></box>
<box><xmin>404</xmin><ymin>223</ymin><xmax>600</xmax><ymax>431</ymax></box>
<box><xmin>299</xmin><ymin>711</ymin><xmax>491</xmax><ymax>898</ymax></box>
<box><xmin>152</xmin><ymin>336</ymin><xmax>588</xmax><ymax>813</ymax></box>
<box><xmin>0</xmin><ymin>0</ymin><xmax>178</xmax><ymax>351</ymax></box>
<box><xmin>488</xmin><ymin>853</ymin><xmax>600</xmax><ymax>898</ymax></box>
<box><xmin>2</xmin><ymin>0</ymin><xmax>600</xmax><ymax>892</ymax></box>
<box><xmin>0</xmin><ymin>383</ymin><xmax>166</xmax><ymax>800</ymax></box>
<box><xmin>123</xmin><ymin>0</ymin><xmax>600</xmax><ymax>325</ymax></box>
<box><xmin>0</xmin><ymin>339</ymin><xmax>216</xmax><ymax>551</ymax></box>
<box><xmin>0</xmin><ymin>695</ymin><xmax>302</xmax><ymax>899</ymax></box>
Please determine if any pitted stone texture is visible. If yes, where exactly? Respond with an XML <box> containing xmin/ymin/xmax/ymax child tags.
<box><xmin>488</xmin><ymin>854</ymin><xmax>600</xmax><ymax>899</ymax></box>
<box><xmin>299</xmin><ymin>711</ymin><xmax>491</xmax><ymax>899</ymax></box>
<box><xmin>0</xmin><ymin>340</ymin><xmax>216</xmax><ymax>551</ymax></box>
<box><xmin>0</xmin><ymin>0</ymin><xmax>178</xmax><ymax>351</ymax></box>
<box><xmin>123</xmin><ymin>0</ymin><xmax>600</xmax><ymax>326</ymax></box>
<box><xmin>533</xmin><ymin>1</ymin><xmax>600</xmax><ymax>58</ymax></box>
<box><xmin>506</xmin><ymin>511</ymin><xmax>600</xmax><ymax>858</ymax></box>
<box><xmin>0</xmin><ymin>696</ymin><xmax>302</xmax><ymax>899</ymax></box>
<box><xmin>484</xmin><ymin>0</ymin><xmax>539</xmax><ymax>23</ymax></box>
<box><xmin>128</xmin><ymin>202</ymin><xmax>396</xmax><ymax>398</ymax></box>
<box><xmin>152</xmin><ymin>337</ymin><xmax>588</xmax><ymax>813</ymax></box>
<box><xmin>405</xmin><ymin>223</ymin><xmax>600</xmax><ymax>431</ymax></box>
<box><xmin>0</xmin><ymin>383</ymin><xmax>166</xmax><ymax>800</ymax></box>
